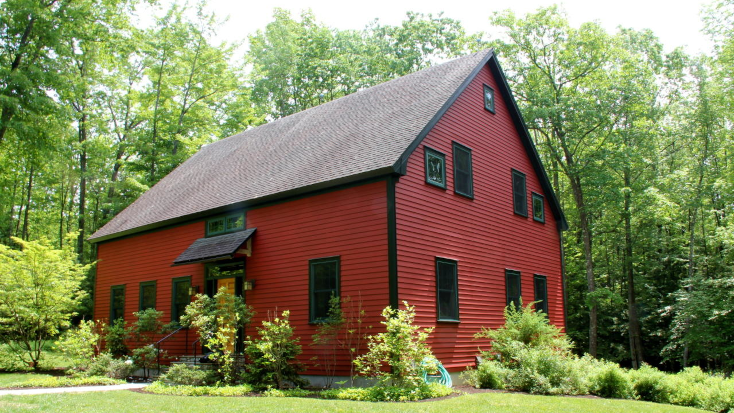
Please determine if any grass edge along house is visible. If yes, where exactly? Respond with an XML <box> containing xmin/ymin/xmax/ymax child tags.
<box><xmin>89</xmin><ymin>49</ymin><xmax>568</xmax><ymax>380</ymax></box>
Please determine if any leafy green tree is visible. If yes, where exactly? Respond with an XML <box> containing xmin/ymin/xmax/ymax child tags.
<box><xmin>0</xmin><ymin>235</ymin><xmax>89</xmax><ymax>369</ymax></box>
<box><xmin>136</xmin><ymin>2</ymin><xmax>258</xmax><ymax>184</ymax></box>
<box><xmin>489</xmin><ymin>6</ymin><xmax>621</xmax><ymax>357</ymax></box>
<box><xmin>248</xmin><ymin>9</ymin><xmax>473</xmax><ymax>119</ymax></box>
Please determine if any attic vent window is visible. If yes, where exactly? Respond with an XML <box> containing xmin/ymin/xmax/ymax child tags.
<box><xmin>484</xmin><ymin>84</ymin><xmax>495</xmax><ymax>113</ymax></box>
<box><xmin>424</xmin><ymin>147</ymin><xmax>446</xmax><ymax>189</ymax></box>
<box><xmin>207</xmin><ymin>212</ymin><xmax>245</xmax><ymax>236</ymax></box>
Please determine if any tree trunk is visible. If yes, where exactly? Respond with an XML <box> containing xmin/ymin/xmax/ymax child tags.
<box><xmin>570</xmin><ymin>175</ymin><xmax>597</xmax><ymax>357</ymax></box>
<box><xmin>6</xmin><ymin>178</ymin><xmax>19</xmax><ymax>240</ymax></box>
<box><xmin>624</xmin><ymin>169</ymin><xmax>644</xmax><ymax>368</ymax></box>
<box><xmin>21</xmin><ymin>165</ymin><xmax>34</xmax><ymax>240</ymax></box>
<box><xmin>77</xmin><ymin>112</ymin><xmax>87</xmax><ymax>261</ymax></box>
<box><xmin>150</xmin><ymin>50</ymin><xmax>168</xmax><ymax>182</ymax></box>
<box><xmin>683</xmin><ymin>207</ymin><xmax>697</xmax><ymax>368</ymax></box>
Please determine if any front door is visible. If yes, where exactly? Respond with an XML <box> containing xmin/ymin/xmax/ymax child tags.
<box><xmin>216</xmin><ymin>277</ymin><xmax>237</xmax><ymax>353</ymax></box>
<box><xmin>206</xmin><ymin>261</ymin><xmax>245</xmax><ymax>353</ymax></box>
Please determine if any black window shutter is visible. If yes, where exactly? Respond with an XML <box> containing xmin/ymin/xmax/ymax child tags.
<box><xmin>534</xmin><ymin>275</ymin><xmax>548</xmax><ymax>314</ymax></box>
<box><xmin>436</xmin><ymin>259</ymin><xmax>459</xmax><ymax>321</ymax></box>
<box><xmin>512</xmin><ymin>170</ymin><xmax>527</xmax><ymax>216</ymax></box>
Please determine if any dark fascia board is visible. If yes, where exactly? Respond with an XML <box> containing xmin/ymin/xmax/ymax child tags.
<box><xmin>89</xmin><ymin>168</ymin><xmax>395</xmax><ymax>245</ymax></box>
<box><xmin>392</xmin><ymin>49</ymin><xmax>495</xmax><ymax>175</ymax></box>
<box><xmin>488</xmin><ymin>55</ymin><xmax>569</xmax><ymax>231</ymax></box>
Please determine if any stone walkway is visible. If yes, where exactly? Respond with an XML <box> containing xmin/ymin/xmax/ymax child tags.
<box><xmin>0</xmin><ymin>383</ymin><xmax>148</xmax><ymax>396</ymax></box>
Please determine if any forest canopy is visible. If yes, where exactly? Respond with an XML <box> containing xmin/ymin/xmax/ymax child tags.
<box><xmin>0</xmin><ymin>0</ymin><xmax>732</xmax><ymax>372</ymax></box>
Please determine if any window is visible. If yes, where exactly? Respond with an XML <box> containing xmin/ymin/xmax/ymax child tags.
<box><xmin>534</xmin><ymin>275</ymin><xmax>548</xmax><ymax>314</ymax></box>
<box><xmin>110</xmin><ymin>285</ymin><xmax>125</xmax><ymax>321</ymax></box>
<box><xmin>484</xmin><ymin>84</ymin><xmax>495</xmax><ymax>113</ymax></box>
<box><xmin>452</xmin><ymin>143</ymin><xmax>473</xmax><ymax>198</ymax></box>
<box><xmin>436</xmin><ymin>258</ymin><xmax>459</xmax><ymax>321</ymax></box>
<box><xmin>139</xmin><ymin>281</ymin><xmax>156</xmax><ymax>311</ymax></box>
<box><xmin>532</xmin><ymin>192</ymin><xmax>545</xmax><ymax>223</ymax></box>
<box><xmin>207</xmin><ymin>212</ymin><xmax>245</xmax><ymax>236</ymax></box>
<box><xmin>171</xmin><ymin>276</ymin><xmax>192</xmax><ymax>323</ymax></box>
<box><xmin>424</xmin><ymin>147</ymin><xmax>446</xmax><ymax>189</ymax></box>
<box><xmin>309</xmin><ymin>257</ymin><xmax>340</xmax><ymax>323</ymax></box>
<box><xmin>505</xmin><ymin>270</ymin><xmax>521</xmax><ymax>309</ymax></box>
<box><xmin>512</xmin><ymin>169</ymin><xmax>527</xmax><ymax>216</ymax></box>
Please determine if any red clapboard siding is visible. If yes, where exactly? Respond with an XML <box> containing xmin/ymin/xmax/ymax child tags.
<box><xmin>94</xmin><ymin>181</ymin><xmax>390</xmax><ymax>373</ymax></box>
<box><xmin>395</xmin><ymin>62</ymin><xmax>565</xmax><ymax>371</ymax></box>
<box><xmin>94</xmin><ymin>221</ymin><xmax>207</xmax><ymax>361</ymax></box>
<box><xmin>245</xmin><ymin>180</ymin><xmax>389</xmax><ymax>375</ymax></box>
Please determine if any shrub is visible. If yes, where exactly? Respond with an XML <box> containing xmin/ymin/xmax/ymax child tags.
<box><xmin>470</xmin><ymin>302</ymin><xmax>588</xmax><ymax>396</ymax></box>
<box><xmin>132</xmin><ymin>345</ymin><xmax>163</xmax><ymax>379</ymax></box>
<box><xmin>146</xmin><ymin>381</ymin><xmax>254</xmax><ymax>396</ymax></box>
<box><xmin>462</xmin><ymin>359</ymin><xmax>509</xmax><ymax>389</ymax></box>
<box><xmin>54</xmin><ymin>320</ymin><xmax>104</xmax><ymax>371</ymax></box>
<box><xmin>629</xmin><ymin>364</ymin><xmax>672</xmax><ymax>403</ymax></box>
<box><xmin>83</xmin><ymin>353</ymin><xmax>136</xmax><ymax>380</ymax></box>
<box><xmin>182</xmin><ymin>288</ymin><xmax>254</xmax><ymax>384</ymax></box>
<box><xmin>474</xmin><ymin>302</ymin><xmax>572</xmax><ymax>364</ymax></box>
<box><xmin>509</xmin><ymin>346</ymin><xmax>589</xmax><ymax>395</ymax></box>
<box><xmin>104</xmin><ymin>319</ymin><xmax>130</xmax><ymax>357</ymax></box>
<box><xmin>244</xmin><ymin>310</ymin><xmax>304</xmax><ymax>389</ymax></box>
<box><xmin>666</xmin><ymin>367</ymin><xmax>734</xmax><ymax>412</ymax></box>
<box><xmin>159</xmin><ymin>363</ymin><xmax>215</xmax><ymax>387</ymax></box>
<box><xmin>310</xmin><ymin>294</ymin><xmax>366</xmax><ymax>387</ymax></box>
<box><xmin>311</xmin><ymin>294</ymin><xmax>343</xmax><ymax>388</ymax></box>
<box><xmin>589</xmin><ymin>361</ymin><xmax>634</xmax><ymax>399</ymax></box>
<box><xmin>354</xmin><ymin>302</ymin><xmax>435</xmax><ymax>389</ymax></box>
<box><xmin>319</xmin><ymin>382</ymin><xmax>453</xmax><ymax>402</ymax></box>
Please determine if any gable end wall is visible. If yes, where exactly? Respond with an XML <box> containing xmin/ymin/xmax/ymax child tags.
<box><xmin>395</xmin><ymin>62</ymin><xmax>565</xmax><ymax>371</ymax></box>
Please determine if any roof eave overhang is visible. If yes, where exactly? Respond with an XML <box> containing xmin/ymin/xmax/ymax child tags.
<box><xmin>88</xmin><ymin>166</ymin><xmax>397</xmax><ymax>245</ymax></box>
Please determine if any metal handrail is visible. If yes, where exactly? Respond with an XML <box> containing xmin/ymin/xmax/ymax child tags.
<box><xmin>192</xmin><ymin>338</ymin><xmax>200</xmax><ymax>365</ymax></box>
<box><xmin>155</xmin><ymin>325</ymin><xmax>186</xmax><ymax>374</ymax></box>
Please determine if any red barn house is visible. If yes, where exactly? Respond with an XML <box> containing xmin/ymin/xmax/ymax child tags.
<box><xmin>89</xmin><ymin>49</ymin><xmax>568</xmax><ymax>379</ymax></box>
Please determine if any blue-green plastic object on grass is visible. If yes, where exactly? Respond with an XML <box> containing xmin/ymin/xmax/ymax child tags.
<box><xmin>421</xmin><ymin>357</ymin><xmax>452</xmax><ymax>387</ymax></box>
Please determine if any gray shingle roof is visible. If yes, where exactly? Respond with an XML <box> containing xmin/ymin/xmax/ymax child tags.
<box><xmin>90</xmin><ymin>50</ymin><xmax>492</xmax><ymax>242</ymax></box>
<box><xmin>172</xmin><ymin>228</ymin><xmax>256</xmax><ymax>266</ymax></box>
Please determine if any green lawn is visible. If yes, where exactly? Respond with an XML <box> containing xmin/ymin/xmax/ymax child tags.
<box><xmin>0</xmin><ymin>390</ymin><xmax>707</xmax><ymax>413</ymax></box>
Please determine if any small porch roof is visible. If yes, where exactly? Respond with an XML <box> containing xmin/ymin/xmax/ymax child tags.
<box><xmin>172</xmin><ymin>228</ymin><xmax>256</xmax><ymax>266</ymax></box>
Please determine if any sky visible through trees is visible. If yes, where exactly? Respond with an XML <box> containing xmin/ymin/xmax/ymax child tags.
<box><xmin>0</xmin><ymin>0</ymin><xmax>732</xmax><ymax>372</ymax></box>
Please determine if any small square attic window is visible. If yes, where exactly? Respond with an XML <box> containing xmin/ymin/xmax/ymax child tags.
<box><xmin>484</xmin><ymin>84</ymin><xmax>495</xmax><ymax>113</ymax></box>
<box><xmin>424</xmin><ymin>147</ymin><xmax>446</xmax><ymax>189</ymax></box>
